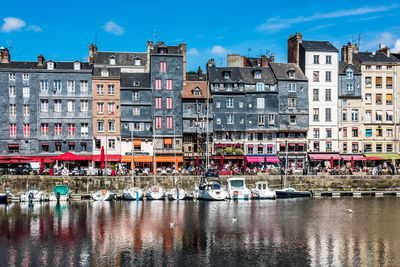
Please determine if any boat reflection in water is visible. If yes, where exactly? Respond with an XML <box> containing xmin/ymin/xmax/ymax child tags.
<box><xmin>1</xmin><ymin>199</ymin><xmax>400</xmax><ymax>266</ymax></box>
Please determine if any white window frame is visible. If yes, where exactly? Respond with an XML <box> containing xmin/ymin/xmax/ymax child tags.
<box><xmin>23</xmin><ymin>87</ymin><xmax>30</xmax><ymax>98</ymax></box>
<box><xmin>80</xmin><ymin>100</ymin><xmax>89</xmax><ymax>112</ymax></box>
<box><xmin>226</xmin><ymin>98</ymin><xmax>234</xmax><ymax>108</ymax></box>
<box><xmin>256</xmin><ymin>83</ymin><xmax>264</xmax><ymax>91</ymax></box>
<box><xmin>227</xmin><ymin>114</ymin><xmax>234</xmax><ymax>124</ymax></box>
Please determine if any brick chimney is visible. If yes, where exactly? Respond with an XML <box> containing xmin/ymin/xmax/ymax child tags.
<box><xmin>38</xmin><ymin>54</ymin><xmax>45</xmax><ymax>66</ymax></box>
<box><xmin>341</xmin><ymin>42</ymin><xmax>358</xmax><ymax>64</ymax></box>
<box><xmin>179</xmin><ymin>42</ymin><xmax>187</xmax><ymax>82</ymax></box>
<box><xmin>377</xmin><ymin>46</ymin><xmax>390</xmax><ymax>57</ymax></box>
<box><xmin>198</xmin><ymin>66</ymin><xmax>203</xmax><ymax>77</ymax></box>
<box><xmin>1</xmin><ymin>48</ymin><xmax>10</xmax><ymax>63</ymax></box>
<box><xmin>287</xmin><ymin>33</ymin><xmax>302</xmax><ymax>65</ymax></box>
<box><xmin>88</xmin><ymin>43</ymin><xmax>97</xmax><ymax>63</ymax></box>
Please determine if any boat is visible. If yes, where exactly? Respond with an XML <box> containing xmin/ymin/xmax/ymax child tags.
<box><xmin>195</xmin><ymin>180</ymin><xmax>228</xmax><ymax>201</ymax></box>
<box><xmin>20</xmin><ymin>190</ymin><xmax>47</xmax><ymax>202</ymax></box>
<box><xmin>251</xmin><ymin>181</ymin><xmax>276</xmax><ymax>199</ymax></box>
<box><xmin>146</xmin><ymin>186</ymin><xmax>165</xmax><ymax>200</ymax></box>
<box><xmin>275</xmin><ymin>187</ymin><xmax>311</xmax><ymax>198</ymax></box>
<box><xmin>49</xmin><ymin>185</ymin><xmax>70</xmax><ymax>201</ymax></box>
<box><xmin>168</xmin><ymin>188</ymin><xmax>187</xmax><ymax>200</ymax></box>
<box><xmin>0</xmin><ymin>191</ymin><xmax>12</xmax><ymax>203</ymax></box>
<box><xmin>227</xmin><ymin>178</ymin><xmax>252</xmax><ymax>200</ymax></box>
<box><xmin>92</xmin><ymin>190</ymin><xmax>115</xmax><ymax>201</ymax></box>
<box><xmin>123</xmin><ymin>187</ymin><xmax>144</xmax><ymax>200</ymax></box>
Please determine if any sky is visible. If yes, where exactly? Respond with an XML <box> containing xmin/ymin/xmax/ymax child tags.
<box><xmin>0</xmin><ymin>0</ymin><xmax>400</xmax><ymax>71</ymax></box>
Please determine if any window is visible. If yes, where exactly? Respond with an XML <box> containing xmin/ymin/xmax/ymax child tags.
<box><xmin>290</xmin><ymin>115</ymin><xmax>296</xmax><ymax>124</ymax></box>
<box><xmin>386</xmin><ymin>111</ymin><xmax>393</xmax><ymax>122</ymax></box>
<box><xmin>258</xmin><ymin>114</ymin><xmax>265</xmax><ymax>126</ymax></box>
<box><xmin>313</xmin><ymin>129</ymin><xmax>319</xmax><ymax>138</ymax></box>
<box><xmin>23</xmin><ymin>105</ymin><xmax>29</xmax><ymax>116</ymax></box>
<box><xmin>365</xmin><ymin>128</ymin><xmax>372</xmax><ymax>137</ymax></box>
<box><xmin>68</xmin><ymin>124</ymin><xmax>75</xmax><ymax>136</ymax></box>
<box><xmin>288</xmin><ymin>98</ymin><xmax>296</xmax><ymax>109</ymax></box>
<box><xmin>325</xmin><ymin>89</ymin><xmax>331</xmax><ymax>101</ymax></box>
<box><xmin>108</xmin><ymin>120</ymin><xmax>115</xmax><ymax>132</ymax></box>
<box><xmin>313</xmin><ymin>108</ymin><xmax>319</xmax><ymax>121</ymax></box>
<box><xmin>254</xmin><ymin>71</ymin><xmax>261</xmax><ymax>79</ymax></box>
<box><xmin>351</xmin><ymin>109</ymin><xmax>358</xmax><ymax>121</ymax></box>
<box><xmin>365</xmin><ymin>93</ymin><xmax>372</xmax><ymax>103</ymax></box>
<box><xmin>42</xmin><ymin>143</ymin><xmax>49</xmax><ymax>152</ymax></box>
<box><xmin>376</xmin><ymin>66</ymin><xmax>381</xmax><ymax>70</ymax></box>
<box><xmin>107</xmin><ymin>102</ymin><xmax>115</xmax><ymax>114</ymax></box>
<box><xmin>55</xmin><ymin>143</ymin><xmax>62</xmax><ymax>152</ymax></box>
<box><xmin>313</xmin><ymin>71</ymin><xmax>319</xmax><ymax>82</ymax></box>
<box><xmin>376</xmin><ymin>111</ymin><xmax>382</xmax><ymax>122</ymax></box>
<box><xmin>313</xmin><ymin>89</ymin><xmax>319</xmax><ymax>101</ymax></box>
<box><xmin>376</xmin><ymin>77</ymin><xmax>382</xmax><ymax>88</ymax></box>
<box><xmin>326</xmin><ymin>142</ymin><xmax>332</xmax><ymax>152</ymax></box>
<box><xmin>166</xmin><ymin>80</ymin><xmax>173</xmax><ymax>90</ymax></box>
<box><xmin>55</xmin><ymin>123</ymin><xmax>62</xmax><ymax>136</ymax></box>
<box><xmin>387</xmin><ymin>77</ymin><xmax>392</xmax><ymax>88</ymax></box>
<box><xmin>54</xmin><ymin>80</ymin><xmax>62</xmax><ymax>91</ymax></box>
<box><xmin>68</xmin><ymin>143</ymin><xmax>75</xmax><ymax>153</ymax></box>
<box><xmin>366</xmin><ymin>65</ymin><xmax>371</xmax><ymax>70</ymax></box>
<box><xmin>9</xmin><ymin>86</ymin><xmax>16</xmax><ymax>97</ymax></box>
<box><xmin>343</xmin><ymin>127</ymin><xmax>347</xmax><ymax>137</ymax></box>
<box><xmin>313</xmin><ymin>55</ymin><xmax>319</xmax><ymax>64</ymax></box>
<box><xmin>9</xmin><ymin>104</ymin><xmax>16</xmax><ymax>116</ymax></box>
<box><xmin>365</xmin><ymin>143</ymin><xmax>372</xmax><ymax>152</ymax></box>
<box><xmin>97</xmin><ymin>102</ymin><xmax>104</xmax><ymax>113</ymax></box>
<box><xmin>41</xmin><ymin>99</ymin><xmax>49</xmax><ymax>112</ymax></box>
<box><xmin>67</xmin><ymin>100</ymin><xmax>75</xmax><ymax>112</ymax></box>
<box><xmin>387</xmin><ymin>128</ymin><xmax>393</xmax><ymax>137</ymax></box>
<box><xmin>226</xmin><ymin>98</ymin><xmax>234</xmax><ymax>108</ymax></box>
<box><xmin>166</xmin><ymin>97</ymin><xmax>173</xmax><ymax>109</ymax></box>
<box><xmin>67</xmin><ymin>81</ymin><xmax>75</xmax><ymax>92</ymax></box>
<box><xmin>80</xmin><ymin>81</ymin><xmax>88</xmax><ymax>92</ymax></box>
<box><xmin>326</xmin><ymin>55</ymin><xmax>332</xmax><ymax>64</ymax></box>
<box><xmin>387</xmin><ymin>143</ymin><xmax>393</xmax><ymax>152</ymax></box>
<box><xmin>81</xmin><ymin>143</ymin><xmax>87</xmax><ymax>152</ymax></box>
<box><xmin>256</xmin><ymin>83</ymin><xmax>264</xmax><ymax>91</ymax></box>
<box><xmin>54</xmin><ymin>100</ymin><xmax>62</xmax><ymax>112</ymax></box>
<box><xmin>193</xmin><ymin>89</ymin><xmax>201</xmax><ymax>96</ymax></box>
<box><xmin>325</xmin><ymin>71</ymin><xmax>331</xmax><ymax>81</ymax></box>
<box><xmin>326</xmin><ymin>129</ymin><xmax>332</xmax><ymax>138</ymax></box>
<box><xmin>135</xmin><ymin>58</ymin><xmax>141</xmax><ymax>65</ymax></box>
<box><xmin>101</xmin><ymin>69</ymin><xmax>109</xmax><ymax>77</ymax></box>
<box><xmin>270</xmin><ymin>84</ymin><xmax>276</xmax><ymax>91</ymax></box>
<box><xmin>95</xmin><ymin>140</ymin><xmax>101</xmax><ymax>150</ymax></box>
<box><xmin>81</xmin><ymin>123</ymin><xmax>88</xmax><ymax>136</ymax></box>
<box><xmin>155</xmin><ymin>79</ymin><xmax>162</xmax><ymax>90</ymax></box>
<box><xmin>133</xmin><ymin>123</ymin><xmax>144</xmax><ymax>131</ymax></box>
<box><xmin>346</xmin><ymin>71</ymin><xmax>353</xmax><ymax>79</ymax></box>
<box><xmin>239</xmin><ymin>102</ymin><xmax>243</xmax><ymax>108</ymax></box>
<box><xmin>342</xmin><ymin>109</ymin><xmax>347</xmax><ymax>121</ymax></box>
<box><xmin>155</xmin><ymin>97</ymin><xmax>162</xmax><ymax>109</ymax></box>
<box><xmin>313</xmin><ymin>142</ymin><xmax>320</xmax><ymax>152</ymax></box>
<box><xmin>258</xmin><ymin>145</ymin><xmax>264</xmax><ymax>154</ymax></box>
<box><xmin>386</xmin><ymin>94</ymin><xmax>392</xmax><ymax>105</ymax></box>
<box><xmin>376</xmin><ymin>143</ymin><xmax>382</xmax><ymax>152</ymax></box>
<box><xmin>365</xmin><ymin>111</ymin><xmax>372</xmax><ymax>122</ymax></box>
<box><xmin>352</xmin><ymin>128</ymin><xmax>358</xmax><ymax>137</ymax></box>
<box><xmin>225</xmin><ymin>84</ymin><xmax>233</xmax><ymax>91</ymax></box>
<box><xmin>268</xmin><ymin>114</ymin><xmax>275</xmax><ymax>125</ymax></box>
<box><xmin>227</xmin><ymin>114</ymin><xmax>234</xmax><ymax>124</ymax></box>
<box><xmin>47</xmin><ymin>62</ymin><xmax>54</xmax><ymax>70</ymax></box>
<box><xmin>343</xmin><ymin>143</ymin><xmax>348</xmax><ymax>153</ymax></box>
<box><xmin>387</xmin><ymin>66</ymin><xmax>392</xmax><ymax>70</ymax></box>
<box><xmin>257</xmin><ymin>98</ymin><xmax>264</xmax><ymax>109</ymax></box>
<box><xmin>109</xmin><ymin>56</ymin><xmax>116</xmax><ymax>65</ymax></box>
<box><xmin>288</xmin><ymin>82</ymin><xmax>296</xmax><ymax>92</ymax></box>
<box><xmin>247</xmin><ymin>145</ymin><xmax>253</xmax><ymax>154</ymax></box>
<box><xmin>9</xmin><ymin>73</ymin><xmax>16</xmax><ymax>81</ymax></box>
<box><xmin>74</xmin><ymin>62</ymin><xmax>81</xmax><ymax>70</ymax></box>
<box><xmin>216</xmin><ymin>118</ymin><xmax>221</xmax><ymax>125</ymax></box>
<box><xmin>23</xmin><ymin>87</ymin><xmax>30</xmax><ymax>98</ymax></box>
<box><xmin>365</xmin><ymin>77</ymin><xmax>372</xmax><ymax>86</ymax></box>
<box><xmin>97</xmin><ymin>84</ymin><xmax>104</xmax><ymax>95</ymax></box>
<box><xmin>108</xmin><ymin>139</ymin><xmax>115</xmax><ymax>150</ymax></box>
<box><xmin>132</xmin><ymin>91</ymin><xmax>139</xmax><ymax>100</ymax></box>
<box><xmin>80</xmin><ymin>100</ymin><xmax>88</xmax><ymax>112</ymax></box>
<box><xmin>325</xmin><ymin>108</ymin><xmax>331</xmax><ymax>121</ymax></box>
<box><xmin>166</xmin><ymin>117</ymin><xmax>174</xmax><ymax>129</ymax></box>
<box><xmin>346</xmin><ymin>84</ymin><xmax>353</xmax><ymax>91</ymax></box>
<box><xmin>23</xmin><ymin>73</ymin><xmax>29</xmax><ymax>81</ymax></box>
<box><xmin>40</xmin><ymin>80</ymin><xmax>48</xmax><ymax>91</ymax></box>
<box><xmin>97</xmin><ymin>121</ymin><xmax>104</xmax><ymax>132</ymax></box>
<box><xmin>352</xmin><ymin>143</ymin><xmax>359</xmax><ymax>153</ymax></box>
<box><xmin>376</xmin><ymin>94</ymin><xmax>382</xmax><ymax>104</ymax></box>
<box><xmin>10</xmin><ymin>124</ymin><xmax>16</xmax><ymax>137</ymax></box>
<box><xmin>133</xmin><ymin>107</ymin><xmax>140</xmax><ymax>116</ymax></box>
<box><xmin>155</xmin><ymin>117</ymin><xmax>162</xmax><ymax>129</ymax></box>
<box><xmin>108</xmin><ymin>85</ymin><xmax>115</xmax><ymax>95</ymax></box>
<box><xmin>160</xmin><ymin>62</ymin><xmax>167</xmax><ymax>72</ymax></box>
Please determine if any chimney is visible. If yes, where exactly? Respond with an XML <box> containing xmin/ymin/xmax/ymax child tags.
<box><xmin>377</xmin><ymin>46</ymin><xmax>390</xmax><ymax>57</ymax></box>
<box><xmin>179</xmin><ymin>42</ymin><xmax>187</xmax><ymax>82</ymax></box>
<box><xmin>38</xmin><ymin>54</ymin><xmax>45</xmax><ymax>66</ymax></box>
<box><xmin>1</xmin><ymin>48</ymin><xmax>10</xmax><ymax>63</ymax></box>
<box><xmin>287</xmin><ymin>32</ymin><xmax>302</xmax><ymax>65</ymax></box>
<box><xmin>261</xmin><ymin>55</ymin><xmax>269</xmax><ymax>67</ymax></box>
<box><xmin>341</xmin><ymin>42</ymin><xmax>358</xmax><ymax>64</ymax></box>
<box><xmin>198</xmin><ymin>66</ymin><xmax>203</xmax><ymax>77</ymax></box>
<box><xmin>270</xmin><ymin>53</ymin><xmax>274</xmax><ymax>62</ymax></box>
<box><xmin>146</xmin><ymin>40</ymin><xmax>154</xmax><ymax>73</ymax></box>
<box><xmin>89</xmin><ymin>43</ymin><xmax>97</xmax><ymax>63</ymax></box>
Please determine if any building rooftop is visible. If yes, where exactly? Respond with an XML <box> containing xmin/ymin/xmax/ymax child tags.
<box><xmin>208</xmin><ymin>66</ymin><xmax>276</xmax><ymax>84</ymax></box>
<box><xmin>354</xmin><ymin>52</ymin><xmax>399</xmax><ymax>64</ymax></box>
<box><xmin>0</xmin><ymin>61</ymin><xmax>91</xmax><ymax>70</ymax></box>
<box><xmin>94</xmin><ymin>51</ymin><xmax>147</xmax><ymax>66</ymax></box>
<box><xmin>93</xmin><ymin>67</ymin><xmax>121</xmax><ymax>77</ymax></box>
<box><xmin>269</xmin><ymin>62</ymin><xmax>307</xmax><ymax>80</ymax></box>
<box><xmin>300</xmin><ymin>40</ymin><xmax>338</xmax><ymax>52</ymax></box>
<box><xmin>149</xmin><ymin>42</ymin><xmax>184</xmax><ymax>55</ymax></box>
<box><xmin>182</xmin><ymin>73</ymin><xmax>210</xmax><ymax>99</ymax></box>
<box><xmin>120</xmin><ymin>73</ymin><xmax>150</xmax><ymax>88</ymax></box>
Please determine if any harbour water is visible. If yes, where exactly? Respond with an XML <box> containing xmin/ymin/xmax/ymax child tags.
<box><xmin>1</xmin><ymin>198</ymin><xmax>400</xmax><ymax>266</ymax></box>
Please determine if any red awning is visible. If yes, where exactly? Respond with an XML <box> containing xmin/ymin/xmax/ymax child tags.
<box><xmin>8</xmin><ymin>144</ymin><xmax>19</xmax><ymax>147</ymax></box>
<box><xmin>248</xmin><ymin>145</ymin><xmax>254</xmax><ymax>148</ymax></box>
<box><xmin>258</xmin><ymin>144</ymin><xmax>264</xmax><ymax>147</ymax></box>
<box><xmin>289</xmin><ymin>143</ymin><xmax>295</xmax><ymax>147</ymax></box>
<box><xmin>309</xmin><ymin>154</ymin><xmax>341</xmax><ymax>160</ymax></box>
<box><xmin>267</xmin><ymin>144</ymin><xmax>273</xmax><ymax>148</ymax></box>
<box><xmin>341</xmin><ymin>155</ymin><xmax>366</xmax><ymax>161</ymax></box>
<box><xmin>92</xmin><ymin>154</ymin><xmax>121</xmax><ymax>162</ymax></box>
<box><xmin>53</xmin><ymin>152</ymin><xmax>92</xmax><ymax>161</ymax></box>
<box><xmin>280</xmin><ymin>143</ymin><xmax>286</xmax><ymax>147</ymax></box>
<box><xmin>246</xmin><ymin>156</ymin><xmax>280</xmax><ymax>163</ymax></box>
<box><xmin>298</xmin><ymin>143</ymin><xmax>305</xmax><ymax>147</ymax></box>
<box><xmin>365</xmin><ymin>157</ymin><xmax>386</xmax><ymax>161</ymax></box>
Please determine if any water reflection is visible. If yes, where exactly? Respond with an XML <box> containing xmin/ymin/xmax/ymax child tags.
<box><xmin>0</xmin><ymin>198</ymin><xmax>400</xmax><ymax>266</ymax></box>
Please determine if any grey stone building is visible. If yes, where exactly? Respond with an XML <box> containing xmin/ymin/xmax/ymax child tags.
<box><xmin>270</xmin><ymin>62</ymin><xmax>309</xmax><ymax>169</ymax></box>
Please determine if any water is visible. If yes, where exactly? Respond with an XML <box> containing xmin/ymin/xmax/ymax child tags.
<box><xmin>0</xmin><ymin>198</ymin><xmax>400</xmax><ymax>267</ymax></box>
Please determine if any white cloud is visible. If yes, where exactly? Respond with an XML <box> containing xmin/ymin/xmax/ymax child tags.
<box><xmin>187</xmin><ymin>48</ymin><xmax>199</xmax><ymax>56</ymax></box>
<box><xmin>26</xmin><ymin>25</ymin><xmax>42</xmax><ymax>32</ymax></box>
<box><xmin>1</xmin><ymin>17</ymin><xmax>26</xmax><ymax>32</ymax></box>
<box><xmin>393</xmin><ymin>39</ymin><xmax>400</xmax><ymax>53</ymax></box>
<box><xmin>256</xmin><ymin>4</ymin><xmax>398</xmax><ymax>33</ymax></box>
<box><xmin>103</xmin><ymin>21</ymin><xmax>124</xmax><ymax>36</ymax></box>
<box><xmin>211</xmin><ymin>45</ymin><xmax>227</xmax><ymax>55</ymax></box>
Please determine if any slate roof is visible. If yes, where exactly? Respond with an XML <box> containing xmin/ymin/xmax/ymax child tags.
<box><xmin>300</xmin><ymin>41</ymin><xmax>338</xmax><ymax>52</ymax></box>
<box><xmin>353</xmin><ymin>52</ymin><xmax>399</xmax><ymax>64</ymax></box>
<box><xmin>208</xmin><ymin>66</ymin><xmax>276</xmax><ymax>84</ymax></box>
<box><xmin>338</xmin><ymin>61</ymin><xmax>361</xmax><ymax>75</ymax></box>
<box><xmin>93</xmin><ymin>67</ymin><xmax>120</xmax><ymax>77</ymax></box>
<box><xmin>269</xmin><ymin>62</ymin><xmax>307</xmax><ymax>81</ymax></box>
<box><xmin>150</xmin><ymin>43</ymin><xmax>183</xmax><ymax>55</ymax></box>
<box><xmin>94</xmin><ymin>52</ymin><xmax>147</xmax><ymax>66</ymax></box>
<box><xmin>0</xmin><ymin>61</ymin><xmax>91</xmax><ymax>70</ymax></box>
<box><xmin>391</xmin><ymin>53</ymin><xmax>400</xmax><ymax>61</ymax></box>
<box><xmin>120</xmin><ymin>73</ymin><xmax>150</xmax><ymax>88</ymax></box>
<box><xmin>186</xmin><ymin>73</ymin><xmax>207</xmax><ymax>81</ymax></box>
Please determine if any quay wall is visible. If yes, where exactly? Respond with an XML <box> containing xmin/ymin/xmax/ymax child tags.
<box><xmin>2</xmin><ymin>175</ymin><xmax>400</xmax><ymax>194</ymax></box>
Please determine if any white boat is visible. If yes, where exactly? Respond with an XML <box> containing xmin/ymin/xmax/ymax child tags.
<box><xmin>168</xmin><ymin>188</ymin><xmax>187</xmax><ymax>200</ymax></box>
<box><xmin>251</xmin><ymin>181</ymin><xmax>276</xmax><ymax>199</ymax></box>
<box><xmin>123</xmin><ymin>188</ymin><xmax>144</xmax><ymax>200</ymax></box>
<box><xmin>49</xmin><ymin>185</ymin><xmax>70</xmax><ymax>201</ymax></box>
<box><xmin>195</xmin><ymin>180</ymin><xmax>228</xmax><ymax>201</ymax></box>
<box><xmin>146</xmin><ymin>186</ymin><xmax>165</xmax><ymax>200</ymax></box>
<box><xmin>20</xmin><ymin>190</ymin><xmax>47</xmax><ymax>202</ymax></box>
<box><xmin>92</xmin><ymin>190</ymin><xmax>115</xmax><ymax>201</ymax></box>
<box><xmin>227</xmin><ymin>178</ymin><xmax>252</xmax><ymax>200</ymax></box>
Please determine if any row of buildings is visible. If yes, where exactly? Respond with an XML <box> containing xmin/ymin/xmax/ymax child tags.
<box><xmin>1</xmin><ymin>33</ymin><xmax>400</xmax><ymax>170</ymax></box>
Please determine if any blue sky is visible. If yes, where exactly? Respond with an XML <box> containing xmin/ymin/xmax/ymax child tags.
<box><xmin>0</xmin><ymin>0</ymin><xmax>399</xmax><ymax>71</ymax></box>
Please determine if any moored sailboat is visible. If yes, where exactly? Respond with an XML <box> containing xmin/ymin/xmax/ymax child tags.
<box><xmin>92</xmin><ymin>190</ymin><xmax>115</xmax><ymax>201</ymax></box>
<box><xmin>195</xmin><ymin>180</ymin><xmax>228</xmax><ymax>201</ymax></box>
<box><xmin>123</xmin><ymin>188</ymin><xmax>144</xmax><ymax>200</ymax></box>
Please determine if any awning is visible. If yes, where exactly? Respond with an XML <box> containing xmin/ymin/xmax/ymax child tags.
<box><xmin>29</xmin><ymin>156</ymin><xmax>54</xmax><ymax>163</ymax></box>
<box><xmin>53</xmin><ymin>152</ymin><xmax>92</xmax><ymax>161</ymax></box>
<box><xmin>289</xmin><ymin>143</ymin><xmax>295</xmax><ymax>147</ymax></box>
<box><xmin>267</xmin><ymin>144</ymin><xmax>273</xmax><ymax>148</ymax></box>
<box><xmin>212</xmin><ymin>155</ymin><xmax>244</xmax><ymax>160</ymax></box>
<box><xmin>365</xmin><ymin>157</ymin><xmax>386</xmax><ymax>161</ymax></box>
<box><xmin>164</xmin><ymin>138</ymin><xmax>172</xmax><ymax>145</ymax></box>
<box><xmin>122</xmin><ymin>155</ymin><xmax>153</xmax><ymax>163</ymax></box>
<box><xmin>387</xmin><ymin>111</ymin><xmax>393</xmax><ymax>116</ymax></box>
<box><xmin>155</xmin><ymin>156</ymin><xmax>183</xmax><ymax>163</ymax></box>
<box><xmin>376</xmin><ymin>111</ymin><xmax>383</xmax><ymax>116</ymax></box>
<box><xmin>134</xmin><ymin>140</ymin><xmax>141</xmax><ymax>146</ymax></box>
<box><xmin>308</xmin><ymin>153</ymin><xmax>341</xmax><ymax>160</ymax></box>
<box><xmin>41</xmin><ymin>143</ymin><xmax>49</xmax><ymax>146</ymax></box>
<box><xmin>246</xmin><ymin>156</ymin><xmax>280</xmax><ymax>163</ymax></box>
<box><xmin>280</xmin><ymin>143</ymin><xmax>286</xmax><ymax>147</ymax></box>
<box><xmin>341</xmin><ymin>155</ymin><xmax>366</xmax><ymax>161</ymax></box>
<box><xmin>68</xmin><ymin>142</ymin><xmax>75</xmax><ymax>145</ymax></box>
<box><xmin>248</xmin><ymin>145</ymin><xmax>254</xmax><ymax>148</ymax></box>
<box><xmin>258</xmin><ymin>144</ymin><xmax>264</xmax><ymax>147</ymax></box>
<box><xmin>8</xmin><ymin>144</ymin><xmax>19</xmax><ymax>147</ymax></box>
<box><xmin>298</xmin><ymin>143</ymin><xmax>305</xmax><ymax>147</ymax></box>
<box><xmin>364</xmin><ymin>153</ymin><xmax>400</xmax><ymax>160</ymax></box>
<box><xmin>92</xmin><ymin>155</ymin><xmax>121</xmax><ymax>161</ymax></box>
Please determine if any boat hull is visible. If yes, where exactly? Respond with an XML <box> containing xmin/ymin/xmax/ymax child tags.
<box><xmin>0</xmin><ymin>195</ymin><xmax>8</xmax><ymax>203</ymax></box>
<box><xmin>228</xmin><ymin>189</ymin><xmax>252</xmax><ymax>200</ymax></box>
<box><xmin>20</xmin><ymin>191</ymin><xmax>47</xmax><ymax>202</ymax></box>
<box><xmin>275</xmin><ymin>190</ymin><xmax>311</xmax><ymax>199</ymax></box>
<box><xmin>92</xmin><ymin>191</ymin><xmax>115</xmax><ymax>201</ymax></box>
<box><xmin>123</xmin><ymin>189</ymin><xmax>144</xmax><ymax>200</ymax></box>
<box><xmin>168</xmin><ymin>188</ymin><xmax>187</xmax><ymax>200</ymax></box>
<box><xmin>49</xmin><ymin>194</ymin><xmax>69</xmax><ymax>201</ymax></box>
<box><xmin>146</xmin><ymin>192</ymin><xmax>165</xmax><ymax>200</ymax></box>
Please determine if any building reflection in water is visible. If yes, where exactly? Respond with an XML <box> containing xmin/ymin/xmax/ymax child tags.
<box><xmin>0</xmin><ymin>198</ymin><xmax>400</xmax><ymax>266</ymax></box>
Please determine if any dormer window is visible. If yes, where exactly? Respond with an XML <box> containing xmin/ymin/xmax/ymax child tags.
<box><xmin>288</xmin><ymin>70</ymin><xmax>295</xmax><ymax>79</ymax></box>
<box><xmin>159</xmin><ymin>48</ymin><xmax>167</xmax><ymax>54</ymax></box>
<box><xmin>74</xmin><ymin>61</ymin><xmax>81</xmax><ymax>70</ymax></box>
<box><xmin>270</xmin><ymin>84</ymin><xmax>276</xmax><ymax>91</ymax></box>
<box><xmin>346</xmin><ymin>70</ymin><xmax>353</xmax><ymax>79</ymax></box>
<box><xmin>109</xmin><ymin>56</ymin><xmax>116</xmax><ymax>65</ymax></box>
<box><xmin>193</xmin><ymin>88</ymin><xmax>201</xmax><ymax>96</ymax></box>
<box><xmin>134</xmin><ymin>58</ymin><xmax>141</xmax><ymax>66</ymax></box>
<box><xmin>254</xmin><ymin>71</ymin><xmax>261</xmax><ymax>79</ymax></box>
<box><xmin>133</xmin><ymin>81</ymin><xmax>140</xmax><ymax>86</ymax></box>
<box><xmin>47</xmin><ymin>61</ymin><xmax>54</xmax><ymax>70</ymax></box>
<box><xmin>101</xmin><ymin>69</ymin><xmax>109</xmax><ymax>77</ymax></box>
<box><xmin>223</xmin><ymin>71</ymin><xmax>230</xmax><ymax>79</ymax></box>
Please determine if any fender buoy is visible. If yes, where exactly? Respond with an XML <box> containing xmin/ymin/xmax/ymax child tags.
<box><xmin>234</xmin><ymin>191</ymin><xmax>239</xmax><ymax>196</ymax></box>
